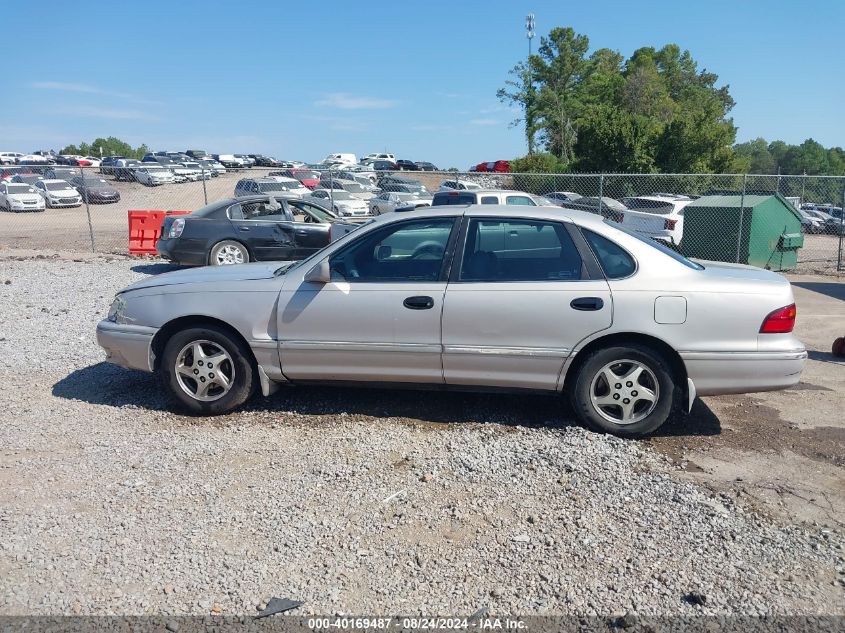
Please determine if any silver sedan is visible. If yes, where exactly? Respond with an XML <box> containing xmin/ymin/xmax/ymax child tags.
<box><xmin>97</xmin><ymin>205</ymin><xmax>806</xmax><ymax>437</ymax></box>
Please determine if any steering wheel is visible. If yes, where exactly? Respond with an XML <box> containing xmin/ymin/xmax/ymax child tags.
<box><xmin>410</xmin><ymin>242</ymin><xmax>445</xmax><ymax>260</ymax></box>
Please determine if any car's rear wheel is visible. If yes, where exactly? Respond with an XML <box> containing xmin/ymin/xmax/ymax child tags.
<box><xmin>210</xmin><ymin>240</ymin><xmax>249</xmax><ymax>266</ymax></box>
<box><xmin>160</xmin><ymin>325</ymin><xmax>256</xmax><ymax>415</ymax></box>
<box><xmin>571</xmin><ymin>344</ymin><xmax>676</xmax><ymax>437</ymax></box>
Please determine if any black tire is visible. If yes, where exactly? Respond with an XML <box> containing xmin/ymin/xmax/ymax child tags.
<box><xmin>159</xmin><ymin>325</ymin><xmax>256</xmax><ymax>415</ymax></box>
<box><xmin>570</xmin><ymin>344</ymin><xmax>677</xmax><ymax>437</ymax></box>
<box><xmin>209</xmin><ymin>240</ymin><xmax>249</xmax><ymax>266</ymax></box>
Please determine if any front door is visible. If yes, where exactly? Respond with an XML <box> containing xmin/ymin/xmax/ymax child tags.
<box><xmin>441</xmin><ymin>216</ymin><xmax>612</xmax><ymax>390</ymax></box>
<box><xmin>228</xmin><ymin>199</ymin><xmax>295</xmax><ymax>261</ymax></box>
<box><xmin>277</xmin><ymin>217</ymin><xmax>459</xmax><ymax>383</ymax></box>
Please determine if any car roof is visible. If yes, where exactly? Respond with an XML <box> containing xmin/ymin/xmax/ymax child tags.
<box><xmin>366</xmin><ymin>202</ymin><xmax>605</xmax><ymax>227</ymax></box>
<box><xmin>41</xmin><ymin>179</ymin><xmax>72</xmax><ymax>185</ymax></box>
<box><xmin>434</xmin><ymin>189</ymin><xmax>533</xmax><ymax>196</ymax></box>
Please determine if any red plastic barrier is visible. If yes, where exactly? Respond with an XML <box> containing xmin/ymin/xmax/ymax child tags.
<box><xmin>128</xmin><ymin>209</ymin><xmax>191</xmax><ymax>255</ymax></box>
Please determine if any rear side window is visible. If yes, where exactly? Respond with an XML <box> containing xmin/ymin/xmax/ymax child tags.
<box><xmin>505</xmin><ymin>195</ymin><xmax>536</xmax><ymax>206</ymax></box>
<box><xmin>433</xmin><ymin>192</ymin><xmax>476</xmax><ymax>206</ymax></box>
<box><xmin>460</xmin><ymin>218</ymin><xmax>583</xmax><ymax>282</ymax></box>
<box><xmin>582</xmin><ymin>230</ymin><xmax>637</xmax><ymax>278</ymax></box>
<box><xmin>480</xmin><ymin>196</ymin><xmax>498</xmax><ymax>204</ymax></box>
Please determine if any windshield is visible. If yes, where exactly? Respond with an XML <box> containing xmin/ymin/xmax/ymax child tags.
<box><xmin>83</xmin><ymin>179</ymin><xmax>109</xmax><ymax>186</ymax></box>
<box><xmin>184</xmin><ymin>163</ymin><xmax>201</xmax><ymax>169</ymax></box>
<box><xmin>7</xmin><ymin>184</ymin><xmax>35</xmax><ymax>194</ymax></box>
<box><xmin>606</xmin><ymin>220</ymin><xmax>704</xmax><ymax>270</ymax></box>
<box><xmin>343</xmin><ymin>182</ymin><xmax>366</xmax><ymax>193</ymax></box>
<box><xmin>45</xmin><ymin>182</ymin><xmax>71</xmax><ymax>191</ymax></box>
<box><xmin>146</xmin><ymin>167</ymin><xmax>168</xmax><ymax>173</ymax></box>
<box><xmin>258</xmin><ymin>182</ymin><xmax>293</xmax><ymax>192</ymax></box>
<box><xmin>327</xmin><ymin>191</ymin><xmax>353</xmax><ymax>200</ymax></box>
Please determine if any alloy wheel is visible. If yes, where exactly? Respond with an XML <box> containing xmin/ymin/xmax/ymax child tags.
<box><xmin>174</xmin><ymin>340</ymin><xmax>235</xmax><ymax>402</ymax></box>
<box><xmin>215</xmin><ymin>244</ymin><xmax>245</xmax><ymax>265</ymax></box>
<box><xmin>589</xmin><ymin>359</ymin><xmax>659</xmax><ymax>425</ymax></box>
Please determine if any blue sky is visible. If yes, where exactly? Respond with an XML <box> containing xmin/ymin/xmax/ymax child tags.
<box><xmin>3</xmin><ymin>0</ymin><xmax>843</xmax><ymax>168</ymax></box>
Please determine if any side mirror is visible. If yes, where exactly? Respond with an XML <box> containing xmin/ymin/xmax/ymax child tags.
<box><xmin>304</xmin><ymin>259</ymin><xmax>330</xmax><ymax>284</ymax></box>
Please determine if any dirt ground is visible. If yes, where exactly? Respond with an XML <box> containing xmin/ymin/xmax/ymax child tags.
<box><xmin>648</xmin><ymin>275</ymin><xmax>845</xmax><ymax>528</ymax></box>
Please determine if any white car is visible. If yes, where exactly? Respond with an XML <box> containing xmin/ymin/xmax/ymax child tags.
<box><xmin>82</xmin><ymin>156</ymin><xmax>101</xmax><ymax>167</ymax></box>
<box><xmin>620</xmin><ymin>194</ymin><xmax>693</xmax><ymax>246</ymax></box>
<box><xmin>544</xmin><ymin>191</ymin><xmax>583</xmax><ymax>206</ymax></box>
<box><xmin>439</xmin><ymin>179</ymin><xmax>483</xmax><ymax>191</ymax></box>
<box><xmin>181</xmin><ymin>162</ymin><xmax>212</xmax><ymax>180</ymax></box>
<box><xmin>0</xmin><ymin>152</ymin><xmax>24</xmax><ymax>165</ymax></box>
<box><xmin>134</xmin><ymin>166</ymin><xmax>176</xmax><ymax>186</ymax></box>
<box><xmin>305</xmin><ymin>189</ymin><xmax>370</xmax><ymax>217</ymax></box>
<box><xmin>32</xmin><ymin>179</ymin><xmax>82</xmax><ymax>208</ymax></box>
<box><xmin>258</xmin><ymin>176</ymin><xmax>310</xmax><ymax>198</ymax></box>
<box><xmin>322</xmin><ymin>153</ymin><xmax>358</xmax><ymax>167</ymax></box>
<box><xmin>17</xmin><ymin>153</ymin><xmax>49</xmax><ymax>164</ymax></box>
<box><xmin>0</xmin><ymin>182</ymin><xmax>47</xmax><ymax>212</ymax></box>
<box><xmin>361</xmin><ymin>153</ymin><xmax>395</xmax><ymax>164</ymax></box>
<box><xmin>171</xmin><ymin>163</ymin><xmax>202</xmax><ymax>182</ymax></box>
<box><xmin>320</xmin><ymin>178</ymin><xmax>376</xmax><ymax>201</ymax></box>
<box><xmin>369</xmin><ymin>191</ymin><xmax>433</xmax><ymax>215</ymax></box>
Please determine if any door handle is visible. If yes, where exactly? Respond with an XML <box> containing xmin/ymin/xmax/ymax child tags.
<box><xmin>570</xmin><ymin>297</ymin><xmax>604</xmax><ymax>311</ymax></box>
<box><xmin>403</xmin><ymin>295</ymin><xmax>434</xmax><ymax>310</ymax></box>
<box><xmin>238</xmin><ymin>226</ymin><xmax>250</xmax><ymax>232</ymax></box>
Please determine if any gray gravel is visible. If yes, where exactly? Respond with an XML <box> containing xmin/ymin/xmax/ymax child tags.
<box><xmin>0</xmin><ymin>254</ymin><xmax>842</xmax><ymax>616</ymax></box>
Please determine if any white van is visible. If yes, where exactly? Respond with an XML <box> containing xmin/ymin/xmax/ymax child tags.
<box><xmin>322</xmin><ymin>153</ymin><xmax>358</xmax><ymax>166</ymax></box>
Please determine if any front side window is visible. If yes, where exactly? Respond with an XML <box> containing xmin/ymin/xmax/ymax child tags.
<box><xmin>329</xmin><ymin>218</ymin><xmax>455</xmax><ymax>282</ymax></box>
<box><xmin>460</xmin><ymin>218</ymin><xmax>583</xmax><ymax>282</ymax></box>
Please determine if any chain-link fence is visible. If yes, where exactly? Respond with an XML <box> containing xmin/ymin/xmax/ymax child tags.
<box><xmin>0</xmin><ymin>163</ymin><xmax>842</xmax><ymax>274</ymax></box>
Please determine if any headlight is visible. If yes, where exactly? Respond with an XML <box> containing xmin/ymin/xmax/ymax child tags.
<box><xmin>107</xmin><ymin>296</ymin><xmax>127</xmax><ymax>323</ymax></box>
<box><xmin>168</xmin><ymin>218</ymin><xmax>185</xmax><ymax>238</ymax></box>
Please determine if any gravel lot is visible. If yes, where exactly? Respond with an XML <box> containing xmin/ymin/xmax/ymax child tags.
<box><xmin>0</xmin><ymin>253</ymin><xmax>843</xmax><ymax>616</ymax></box>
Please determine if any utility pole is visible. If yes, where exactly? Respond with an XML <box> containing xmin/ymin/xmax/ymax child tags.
<box><xmin>525</xmin><ymin>13</ymin><xmax>535</xmax><ymax>155</ymax></box>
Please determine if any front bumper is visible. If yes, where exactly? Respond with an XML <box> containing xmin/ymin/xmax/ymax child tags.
<box><xmin>96</xmin><ymin>320</ymin><xmax>158</xmax><ymax>372</ymax></box>
<box><xmin>9</xmin><ymin>201</ymin><xmax>45</xmax><ymax>211</ymax></box>
<box><xmin>681</xmin><ymin>349</ymin><xmax>807</xmax><ymax>396</ymax></box>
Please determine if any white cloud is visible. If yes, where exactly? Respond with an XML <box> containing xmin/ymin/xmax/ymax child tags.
<box><xmin>315</xmin><ymin>93</ymin><xmax>398</xmax><ymax>109</ymax></box>
<box><xmin>469</xmin><ymin>118</ymin><xmax>500</xmax><ymax>126</ymax></box>
<box><xmin>53</xmin><ymin>105</ymin><xmax>159</xmax><ymax>121</ymax></box>
<box><xmin>31</xmin><ymin>81</ymin><xmax>162</xmax><ymax>106</ymax></box>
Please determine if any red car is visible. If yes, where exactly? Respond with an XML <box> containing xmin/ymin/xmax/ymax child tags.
<box><xmin>475</xmin><ymin>160</ymin><xmax>510</xmax><ymax>173</ymax></box>
<box><xmin>271</xmin><ymin>169</ymin><xmax>321</xmax><ymax>190</ymax></box>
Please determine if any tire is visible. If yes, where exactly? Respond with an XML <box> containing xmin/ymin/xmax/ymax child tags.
<box><xmin>570</xmin><ymin>344</ymin><xmax>677</xmax><ymax>437</ymax></box>
<box><xmin>209</xmin><ymin>240</ymin><xmax>249</xmax><ymax>266</ymax></box>
<box><xmin>159</xmin><ymin>325</ymin><xmax>256</xmax><ymax>415</ymax></box>
<box><xmin>833</xmin><ymin>337</ymin><xmax>845</xmax><ymax>358</ymax></box>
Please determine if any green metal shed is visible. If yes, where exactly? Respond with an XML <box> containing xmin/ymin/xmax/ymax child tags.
<box><xmin>680</xmin><ymin>193</ymin><xmax>804</xmax><ymax>271</ymax></box>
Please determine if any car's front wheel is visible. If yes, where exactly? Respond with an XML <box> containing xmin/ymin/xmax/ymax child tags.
<box><xmin>160</xmin><ymin>325</ymin><xmax>256</xmax><ymax>415</ymax></box>
<box><xmin>210</xmin><ymin>240</ymin><xmax>249</xmax><ymax>266</ymax></box>
<box><xmin>571</xmin><ymin>344</ymin><xmax>676</xmax><ymax>437</ymax></box>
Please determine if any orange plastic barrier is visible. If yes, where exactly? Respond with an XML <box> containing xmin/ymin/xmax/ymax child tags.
<box><xmin>128</xmin><ymin>209</ymin><xmax>191</xmax><ymax>255</ymax></box>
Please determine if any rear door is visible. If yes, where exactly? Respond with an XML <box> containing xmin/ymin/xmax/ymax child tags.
<box><xmin>441</xmin><ymin>215</ymin><xmax>612</xmax><ymax>390</ymax></box>
<box><xmin>227</xmin><ymin>200</ymin><xmax>296</xmax><ymax>260</ymax></box>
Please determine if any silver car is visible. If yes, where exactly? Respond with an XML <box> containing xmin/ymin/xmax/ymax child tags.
<box><xmin>97</xmin><ymin>205</ymin><xmax>806</xmax><ymax>437</ymax></box>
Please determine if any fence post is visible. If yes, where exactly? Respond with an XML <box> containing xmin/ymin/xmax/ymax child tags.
<box><xmin>735</xmin><ymin>173</ymin><xmax>747</xmax><ymax>263</ymax></box>
<box><xmin>838</xmin><ymin>178</ymin><xmax>844</xmax><ymax>273</ymax></box>
<box><xmin>201</xmin><ymin>166</ymin><xmax>208</xmax><ymax>205</ymax></box>
<box><xmin>82</xmin><ymin>166</ymin><xmax>96</xmax><ymax>253</ymax></box>
<box><xmin>598</xmin><ymin>173</ymin><xmax>604</xmax><ymax>217</ymax></box>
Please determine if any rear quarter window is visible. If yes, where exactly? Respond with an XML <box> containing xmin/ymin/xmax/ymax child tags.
<box><xmin>582</xmin><ymin>230</ymin><xmax>637</xmax><ymax>279</ymax></box>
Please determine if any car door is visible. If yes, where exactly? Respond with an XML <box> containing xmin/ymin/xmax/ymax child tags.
<box><xmin>441</xmin><ymin>215</ymin><xmax>612</xmax><ymax>391</ymax></box>
<box><xmin>227</xmin><ymin>200</ymin><xmax>296</xmax><ymax>261</ymax></box>
<box><xmin>277</xmin><ymin>216</ymin><xmax>460</xmax><ymax>383</ymax></box>
<box><xmin>286</xmin><ymin>200</ymin><xmax>332</xmax><ymax>257</ymax></box>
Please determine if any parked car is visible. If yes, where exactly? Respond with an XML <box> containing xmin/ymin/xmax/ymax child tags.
<box><xmin>0</xmin><ymin>152</ymin><xmax>24</xmax><ymax>165</ymax></box>
<box><xmin>98</xmin><ymin>205</ymin><xmax>807</xmax><ymax>438</ymax></box>
<box><xmin>415</xmin><ymin>162</ymin><xmax>439</xmax><ymax>171</ymax></box>
<box><xmin>305</xmin><ymin>189</ymin><xmax>370</xmax><ymax>217</ymax></box>
<box><xmin>154</xmin><ymin>195</ymin><xmax>358</xmax><ymax>266</ymax></box>
<box><xmin>11</xmin><ymin>174</ymin><xmax>44</xmax><ymax>186</ymax></box>
<box><xmin>98</xmin><ymin>156</ymin><xmax>126</xmax><ymax>175</ymax></box>
<box><xmin>620</xmin><ymin>194</ymin><xmax>694</xmax><ymax>246</ymax></box>
<box><xmin>69</xmin><ymin>176</ymin><xmax>121</xmax><ymax>203</ymax></box>
<box><xmin>371</xmin><ymin>160</ymin><xmax>398</xmax><ymax>171</ymax></box>
<box><xmin>797</xmin><ymin>208</ymin><xmax>825</xmax><ymax>233</ymax></box>
<box><xmin>439</xmin><ymin>179</ymin><xmax>483</xmax><ymax>191</ymax></box>
<box><xmin>44</xmin><ymin>167</ymin><xmax>81</xmax><ymax>181</ymax></box>
<box><xmin>196</xmin><ymin>159</ymin><xmax>224</xmax><ymax>176</ymax></box>
<box><xmin>432</xmin><ymin>189</ymin><xmax>538</xmax><ymax>206</ymax></box>
<box><xmin>475</xmin><ymin>160</ymin><xmax>510</xmax><ymax>173</ymax></box>
<box><xmin>185</xmin><ymin>150</ymin><xmax>208</xmax><ymax>160</ymax></box>
<box><xmin>318</xmin><ymin>178</ymin><xmax>376</xmax><ymax>201</ymax></box>
<box><xmin>235</xmin><ymin>177</ymin><xmax>307</xmax><ymax>198</ymax></box>
<box><xmin>134</xmin><ymin>165</ymin><xmax>176</xmax><ymax>186</ymax></box>
<box><xmin>322</xmin><ymin>153</ymin><xmax>358</xmax><ymax>167</ymax></box>
<box><xmin>0</xmin><ymin>182</ymin><xmax>46</xmax><ymax>212</ymax></box>
<box><xmin>271</xmin><ymin>169</ymin><xmax>321</xmax><ymax>190</ymax></box>
<box><xmin>544</xmin><ymin>191</ymin><xmax>583</xmax><ymax>206</ymax></box>
<box><xmin>32</xmin><ymin>151</ymin><xmax>58</xmax><ymax>164</ymax></box>
<box><xmin>361</xmin><ymin>153</ymin><xmax>395</xmax><ymax>164</ymax></box>
<box><xmin>212</xmin><ymin>154</ymin><xmax>241</xmax><ymax>168</ymax></box>
<box><xmin>113</xmin><ymin>159</ymin><xmax>142</xmax><ymax>181</ymax></box>
<box><xmin>248</xmin><ymin>154</ymin><xmax>280</xmax><ymax>167</ymax></box>
<box><xmin>802</xmin><ymin>208</ymin><xmax>843</xmax><ymax>234</ymax></box>
<box><xmin>32</xmin><ymin>179</ymin><xmax>82</xmax><ymax>208</ymax></box>
<box><xmin>378</xmin><ymin>176</ymin><xmax>428</xmax><ymax>194</ymax></box>
<box><xmin>558</xmin><ymin>196</ymin><xmax>628</xmax><ymax>222</ymax></box>
<box><xmin>234</xmin><ymin>154</ymin><xmax>255</xmax><ymax>167</ymax></box>
<box><xmin>1</xmin><ymin>166</ymin><xmax>35</xmax><ymax>182</ymax></box>
<box><xmin>369</xmin><ymin>191</ymin><xmax>433</xmax><ymax>215</ymax></box>
<box><xmin>395</xmin><ymin>159</ymin><xmax>419</xmax><ymax>171</ymax></box>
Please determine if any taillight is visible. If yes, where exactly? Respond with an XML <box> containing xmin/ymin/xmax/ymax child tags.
<box><xmin>759</xmin><ymin>304</ymin><xmax>796</xmax><ymax>333</ymax></box>
<box><xmin>664</xmin><ymin>219</ymin><xmax>678</xmax><ymax>230</ymax></box>
<box><xmin>168</xmin><ymin>218</ymin><xmax>185</xmax><ymax>238</ymax></box>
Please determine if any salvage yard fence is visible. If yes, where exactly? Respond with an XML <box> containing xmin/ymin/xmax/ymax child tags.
<box><xmin>0</xmin><ymin>165</ymin><xmax>843</xmax><ymax>275</ymax></box>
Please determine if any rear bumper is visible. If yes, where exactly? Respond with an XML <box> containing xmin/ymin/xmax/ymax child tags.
<box><xmin>681</xmin><ymin>349</ymin><xmax>807</xmax><ymax>396</ymax></box>
<box><xmin>156</xmin><ymin>238</ymin><xmax>207</xmax><ymax>266</ymax></box>
<box><xmin>96</xmin><ymin>320</ymin><xmax>157</xmax><ymax>372</ymax></box>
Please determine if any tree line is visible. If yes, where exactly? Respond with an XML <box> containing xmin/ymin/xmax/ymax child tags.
<box><xmin>59</xmin><ymin>137</ymin><xmax>148</xmax><ymax>160</ymax></box>
<box><xmin>500</xmin><ymin>26</ymin><xmax>843</xmax><ymax>176</ymax></box>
